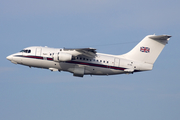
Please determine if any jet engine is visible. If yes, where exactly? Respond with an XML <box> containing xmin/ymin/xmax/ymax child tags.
<box><xmin>53</xmin><ymin>52</ymin><xmax>72</xmax><ymax>62</ymax></box>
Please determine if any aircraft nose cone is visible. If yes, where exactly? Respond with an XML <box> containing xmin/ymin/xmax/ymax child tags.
<box><xmin>6</xmin><ymin>55</ymin><xmax>13</xmax><ymax>61</ymax></box>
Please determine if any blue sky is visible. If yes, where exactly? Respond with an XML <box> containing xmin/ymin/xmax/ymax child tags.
<box><xmin>1</xmin><ymin>0</ymin><xmax>180</xmax><ymax>120</ymax></box>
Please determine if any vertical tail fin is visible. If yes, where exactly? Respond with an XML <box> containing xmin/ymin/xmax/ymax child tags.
<box><xmin>121</xmin><ymin>35</ymin><xmax>171</xmax><ymax>64</ymax></box>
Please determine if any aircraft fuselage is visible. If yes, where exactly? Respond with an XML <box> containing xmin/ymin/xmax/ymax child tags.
<box><xmin>7</xmin><ymin>46</ymin><xmax>152</xmax><ymax>77</ymax></box>
<box><xmin>7</xmin><ymin>35</ymin><xmax>171</xmax><ymax>77</ymax></box>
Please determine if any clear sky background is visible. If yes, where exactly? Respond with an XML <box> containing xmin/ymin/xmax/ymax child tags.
<box><xmin>1</xmin><ymin>0</ymin><xmax>180</xmax><ymax>120</ymax></box>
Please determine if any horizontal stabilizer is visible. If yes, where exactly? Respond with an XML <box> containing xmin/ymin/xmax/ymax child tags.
<box><xmin>149</xmin><ymin>35</ymin><xmax>171</xmax><ymax>41</ymax></box>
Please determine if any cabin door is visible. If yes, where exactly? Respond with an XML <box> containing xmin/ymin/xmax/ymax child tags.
<box><xmin>36</xmin><ymin>48</ymin><xmax>42</xmax><ymax>56</ymax></box>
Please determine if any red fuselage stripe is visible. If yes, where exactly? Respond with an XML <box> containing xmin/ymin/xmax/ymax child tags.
<box><xmin>15</xmin><ymin>55</ymin><xmax>126</xmax><ymax>71</ymax></box>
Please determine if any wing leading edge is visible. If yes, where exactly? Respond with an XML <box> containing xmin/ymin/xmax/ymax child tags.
<box><xmin>63</xmin><ymin>48</ymin><xmax>97</xmax><ymax>57</ymax></box>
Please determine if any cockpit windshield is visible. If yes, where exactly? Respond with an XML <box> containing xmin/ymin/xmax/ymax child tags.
<box><xmin>20</xmin><ymin>49</ymin><xmax>31</xmax><ymax>53</ymax></box>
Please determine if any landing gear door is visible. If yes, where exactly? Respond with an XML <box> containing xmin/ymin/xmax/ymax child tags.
<box><xmin>36</xmin><ymin>48</ymin><xmax>42</xmax><ymax>56</ymax></box>
<box><xmin>114</xmin><ymin>58</ymin><xmax>120</xmax><ymax>67</ymax></box>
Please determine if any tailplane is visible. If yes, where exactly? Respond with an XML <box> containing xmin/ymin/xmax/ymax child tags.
<box><xmin>120</xmin><ymin>35</ymin><xmax>171</xmax><ymax>64</ymax></box>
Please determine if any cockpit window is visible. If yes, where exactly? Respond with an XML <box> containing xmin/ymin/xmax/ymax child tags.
<box><xmin>20</xmin><ymin>49</ymin><xmax>31</xmax><ymax>53</ymax></box>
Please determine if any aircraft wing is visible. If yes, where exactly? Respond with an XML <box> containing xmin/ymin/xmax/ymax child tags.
<box><xmin>63</xmin><ymin>48</ymin><xmax>97</xmax><ymax>57</ymax></box>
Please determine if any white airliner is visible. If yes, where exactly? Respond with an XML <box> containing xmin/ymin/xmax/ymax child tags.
<box><xmin>6</xmin><ymin>35</ymin><xmax>171</xmax><ymax>77</ymax></box>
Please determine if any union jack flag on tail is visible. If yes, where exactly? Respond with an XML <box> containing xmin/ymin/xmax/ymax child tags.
<box><xmin>140</xmin><ymin>47</ymin><xmax>150</xmax><ymax>53</ymax></box>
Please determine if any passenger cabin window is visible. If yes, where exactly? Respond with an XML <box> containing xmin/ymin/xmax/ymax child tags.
<box><xmin>72</xmin><ymin>57</ymin><xmax>75</xmax><ymax>60</ymax></box>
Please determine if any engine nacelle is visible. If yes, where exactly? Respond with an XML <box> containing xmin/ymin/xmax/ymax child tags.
<box><xmin>53</xmin><ymin>52</ymin><xmax>72</xmax><ymax>62</ymax></box>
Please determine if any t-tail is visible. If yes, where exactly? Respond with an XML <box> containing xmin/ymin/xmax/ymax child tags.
<box><xmin>121</xmin><ymin>35</ymin><xmax>171</xmax><ymax>65</ymax></box>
